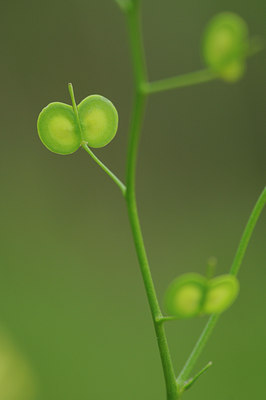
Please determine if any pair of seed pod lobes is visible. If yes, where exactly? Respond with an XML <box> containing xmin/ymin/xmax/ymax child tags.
<box><xmin>202</xmin><ymin>12</ymin><xmax>251</xmax><ymax>82</ymax></box>
<box><xmin>38</xmin><ymin>95</ymin><xmax>118</xmax><ymax>155</ymax></box>
<box><xmin>165</xmin><ymin>273</ymin><xmax>239</xmax><ymax>319</ymax></box>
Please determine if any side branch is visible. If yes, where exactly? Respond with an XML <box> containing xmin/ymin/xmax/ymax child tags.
<box><xmin>142</xmin><ymin>69</ymin><xmax>216</xmax><ymax>94</ymax></box>
<box><xmin>82</xmin><ymin>143</ymin><xmax>126</xmax><ymax>196</ymax></box>
<box><xmin>230</xmin><ymin>187</ymin><xmax>266</xmax><ymax>276</ymax></box>
<box><xmin>176</xmin><ymin>187</ymin><xmax>266</xmax><ymax>390</ymax></box>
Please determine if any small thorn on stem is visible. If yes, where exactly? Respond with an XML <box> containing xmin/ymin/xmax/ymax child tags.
<box><xmin>182</xmin><ymin>361</ymin><xmax>213</xmax><ymax>392</ymax></box>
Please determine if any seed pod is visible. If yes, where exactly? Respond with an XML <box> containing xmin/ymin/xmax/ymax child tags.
<box><xmin>203</xmin><ymin>274</ymin><xmax>239</xmax><ymax>314</ymax></box>
<box><xmin>78</xmin><ymin>95</ymin><xmax>118</xmax><ymax>148</ymax></box>
<box><xmin>165</xmin><ymin>273</ymin><xmax>207</xmax><ymax>318</ymax></box>
<box><xmin>37</xmin><ymin>103</ymin><xmax>81</xmax><ymax>155</ymax></box>
<box><xmin>37</xmin><ymin>91</ymin><xmax>119</xmax><ymax>154</ymax></box>
<box><xmin>202</xmin><ymin>13</ymin><xmax>249</xmax><ymax>82</ymax></box>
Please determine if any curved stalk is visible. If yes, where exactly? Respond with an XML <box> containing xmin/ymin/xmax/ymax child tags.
<box><xmin>82</xmin><ymin>143</ymin><xmax>126</xmax><ymax>196</ymax></box>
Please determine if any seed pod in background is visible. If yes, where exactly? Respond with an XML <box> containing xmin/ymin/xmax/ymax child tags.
<box><xmin>164</xmin><ymin>273</ymin><xmax>207</xmax><ymax>318</ymax></box>
<box><xmin>78</xmin><ymin>95</ymin><xmax>118</xmax><ymax>148</ymax></box>
<box><xmin>203</xmin><ymin>274</ymin><xmax>240</xmax><ymax>314</ymax></box>
<box><xmin>37</xmin><ymin>103</ymin><xmax>81</xmax><ymax>155</ymax></box>
<box><xmin>202</xmin><ymin>13</ymin><xmax>249</xmax><ymax>82</ymax></box>
<box><xmin>0</xmin><ymin>328</ymin><xmax>37</xmax><ymax>400</ymax></box>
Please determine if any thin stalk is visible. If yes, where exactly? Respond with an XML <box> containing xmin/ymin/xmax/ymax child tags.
<box><xmin>230</xmin><ymin>187</ymin><xmax>266</xmax><ymax>276</ymax></box>
<box><xmin>68</xmin><ymin>83</ymin><xmax>79</xmax><ymax>121</ymax></box>
<box><xmin>143</xmin><ymin>69</ymin><xmax>216</xmax><ymax>94</ymax></box>
<box><xmin>124</xmin><ymin>3</ymin><xmax>178</xmax><ymax>399</ymax></box>
<box><xmin>82</xmin><ymin>143</ymin><xmax>126</xmax><ymax>196</ymax></box>
<box><xmin>177</xmin><ymin>187</ymin><xmax>266</xmax><ymax>389</ymax></box>
<box><xmin>126</xmin><ymin>1</ymin><xmax>147</xmax><ymax>88</ymax></box>
<box><xmin>177</xmin><ymin>314</ymin><xmax>219</xmax><ymax>389</ymax></box>
<box><xmin>157</xmin><ymin>316</ymin><xmax>179</xmax><ymax>323</ymax></box>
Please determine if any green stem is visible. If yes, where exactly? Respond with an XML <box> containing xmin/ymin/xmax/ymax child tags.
<box><xmin>82</xmin><ymin>143</ymin><xmax>126</xmax><ymax>196</ymax></box>
<box><xmin>157</xmin><ymin>316</ymin><xmax>180</xmax><ymax>323</ymax></box>
<box><xmin>126</xmin><ymin>1</ymin><xmax>147</xmax><ymax>87</ymax></box>
<box><xmin>142</xmin><ymin>69</ymin><xmax>216</xmax><ymax>94</ymax></box>
<box><xmin>124</xmin><ymin>3</ymin><xmax>178</xmax><ymax>399</ymax></box>
<box><xmin>177</xmin><ymin>187</ymin><xmax>266</xmax><ymax>390</ymax></box>
<box><xmin>68</xmin><ymin>83</ymin><xmax>79</xmax><ymax>120</ymax></box>
<box><xmin>177</xmin><ymin>314</ymin><xmax>219</xmax><ymax>389</ymax></box>
<box><xmin>230</xmin><ymin>187</ymin><xmax>266</xmax><ymax>276</ymax></box>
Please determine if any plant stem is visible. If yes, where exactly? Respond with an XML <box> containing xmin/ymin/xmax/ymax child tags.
<box><xmin>176</xmin><ymin>187</ymin><xmax>266</xmax><ymax>389</ymax></box>
<box><xmin>126</xmin><ymin>1</ymin><xmax>147</xmax><ymax>87</ymax></box>
<box><xmin>230</xmin><ymin>187</ymin><xmax>266</xmax><ymax>276</ymax></box>
<box><xmin>124</xmin><ymin>3</ymin><xmax>178</xmax><ymax>399</ymax></box>
<box><xmin>125</xmin><ymin>94</ymin><xmax>178</xmax><ymax>399</ymax></box>
<box><xmin>177</xmin><ymin>314</ymin><xmax>219</xmax><ymax>389</ymax></box>
<box><xmin>68</xmin><ymin>83</ymin><xmax>80</xmax><ymax>123</ymax></box>
<box><xmin>142</xmin><ymin>69</ymin><xmax>216</xmax><ymax>94</ymax></box>
<box><xmin>82</xmin><ymin>143</ymin><xmax>126</xmax><ymax>196</ymax></box>
<box><xmin>117</xmin><ymin>2</ymin><xmax>265</xmax><ymax>397</ymax></box>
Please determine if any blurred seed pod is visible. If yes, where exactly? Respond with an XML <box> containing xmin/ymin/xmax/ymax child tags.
<box><xmin>164</xmin><ymin>273</ymin><xmax>207</xmax><ymax>318</ymax></box>
<box><xmin>202</xmin><ymin>12</ymin><xmax>249</xmax><ymax>82</ymax></box>
<box><xmin>0</xmin><ymin>328</ymin><xmax>37</xmax><ymax>400</ymax></box>
<box><xmin>203</xmin><ymin>274</ymin><xmax>240</xmax><ymax>314</ymax></box>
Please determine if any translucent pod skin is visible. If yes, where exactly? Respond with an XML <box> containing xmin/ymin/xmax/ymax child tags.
<box><xmin>37</xmin><ymin>103</ymin><xmax>81</xmax><ymax>155</ymax></box>
<box><xmin>165</xmin><ymin>273</ymin><xmax>207</xmax><ymax>319</ymax></box>
<box><xmin>202</xmin><ymin>13</ymin><xmax>249</xmax><ymax>82</ymax></box>
<box><xmin>203</xmin><ymin>274</ymin><xmax>239</xmax><ymax>314</ymax></box>
<box><xmin>78</xmin><ymin>95</ymin><xmax>118</xmax><ymax>148</ymax></box>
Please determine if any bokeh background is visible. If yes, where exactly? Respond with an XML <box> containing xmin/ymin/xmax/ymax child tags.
<box><xmin>0</xmin><ymin>0</ymin><xmax>265</xmax><ymax>399</ymax></box>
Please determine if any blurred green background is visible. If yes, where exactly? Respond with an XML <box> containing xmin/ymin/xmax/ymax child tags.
<box><xmin>0</xmin><ymin>0</ymin><xmax>265</xmax><ymax>399</ymax></box>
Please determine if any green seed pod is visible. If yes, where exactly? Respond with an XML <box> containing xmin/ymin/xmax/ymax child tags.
<box><xmin>37</xmin><ymin>88</ymin><xmax>119</xmax><ymax>154</ymax></box>
<box><xmin>202</xmin><ymin>13</ymin><xmax>249</xmax><ymax>82</ymax></box>
<box><xmin>165</xmin><ymin>273</ymin><xmax>207</xmax><ymax>319</ymax></box>
<box><xmin>203</xmin><ymin>274</ymin><xmax>239</xmax><ymax>314</ymax></box>
<box><xmin>78</xmin><ymin>95</ymin><xmax>118</xmax><ymax>148</ymax></box>
<box><xmin>37</xmin><ymin>103</ymin><xmax>81</xmax><ymax>155</ymax></box>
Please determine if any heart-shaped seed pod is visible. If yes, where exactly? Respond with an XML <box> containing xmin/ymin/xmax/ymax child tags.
<box><xmin>37</xmin><ymin>103</ymin><xmax>81</xmax><ymax>155</ymax></box>
<box><xmin>203</xmin><ymin>274</ymin><xmax>239</xmax><ymax>314</ymax></box>
<box><xmin>37</xmin><ymin>90</ymin><xmax>119</xmax><ymax>154</ymax></box>
<box><xmin>78</xmin><ymin>95</ymin><xmax>118</xmax><ymax>148</ymax></box>
<box><xmin>202</xmin><ymin>12</ymin><xmax>249</xmax><ymax>82</ymax></box>
<box><xmin>165</xmin><ymin>273</ymin><xmax>207</xmax><ymax>319</ymax></box>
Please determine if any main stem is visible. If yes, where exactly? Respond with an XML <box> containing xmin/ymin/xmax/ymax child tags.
<box><xmin>124</xmin><ymin>4</ymin><xmax>178</xmax><ymax>400</ymax></box>
<box><xmin>118</xmin><ymin>2</ymin><xmax>265</xmax><ymax>397</ymax></box>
